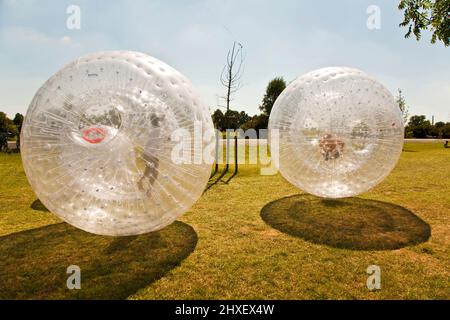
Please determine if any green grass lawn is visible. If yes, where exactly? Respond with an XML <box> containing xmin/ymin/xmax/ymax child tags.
<box><xmin>0</xmin><ymin>143</ymin><xmax>449</xmax><ymax>299</ymax></box>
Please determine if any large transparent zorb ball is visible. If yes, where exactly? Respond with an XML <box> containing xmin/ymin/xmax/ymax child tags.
<box><xmin>21</xmin><ymin>51</ymin><xmax>214</xmax><ymax>236</ymax></box>
<box><xmin>269</xmin><ymin>67</ymin><xmax>404</xmax><ymax>198</ymax></box>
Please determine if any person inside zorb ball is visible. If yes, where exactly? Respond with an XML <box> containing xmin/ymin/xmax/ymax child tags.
<box><xmin>269</xmin><ymin>67</ymin><xmax>404</xmax><ymax>198</ymax></box>
<box><xmin>21</xmin><ymin>51</ymin><xmax>214</xmax><ymax>236</ymax></box>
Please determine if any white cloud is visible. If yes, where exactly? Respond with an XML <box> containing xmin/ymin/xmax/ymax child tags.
<box><xmin>1</xmin><ymin>27</ymin><xmax>78</xmax><ymax>47</ymax></box>
<box><xmin>2</xmin><ymin>26</ymin><xmax>51</xmax><ymax>44</ymax></box>
<box><xmin>60</xmin><ymin>35</ymin><xmax>72</xmax><ymax>44</ymax></box>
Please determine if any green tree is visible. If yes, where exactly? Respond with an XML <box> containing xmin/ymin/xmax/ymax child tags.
<box><xmin>240</xmin><ymin>114</ymin><xmax>269</xmax><ymax>133</ymax></box>
<box><xmin>212</xmin><ymin>108</ymin><xmax>250</xmax><ymax>131</ymax></box>
<box><xmin>441</xmin><ymin>123</ymin><xmax>450</xmax><ymax>138</ymax></box>
<box><xmin>13</xmin><ymin>113</ymin><xmax>24</xmax><ymax>149</ymax></box>
<box><xmin>238</xmin><ymin>111</ymin><xmax>250</xmax><ymax>127</ymax></box>
<box><xmin>0</xmin><ymin>112</ymin><xmax>18</xmax><ymax>135</ymax></box>
<box><xmin>396</xmin><ymin>89</ymin><xmax>409</xmax><ymax>124</ymax></box>
<box><xmin>433</xmin><ymin>121</ymin><xmax>446</xmax><ymax>138</ymax></box>
<box><xmin>434</xmin><ymin>121</ymin><xmax>446</xmax><ymax>128</ymax></box>
<box><xmin>223</xmin><ymin>110</ymin><xmax>241</xmax><ymax>130</ymax></box>
<box><xmin>13</xmin><ymin>113</ymin><xmax>24</xmax><ymax>128</ymax></box>
<box><xmin>399</xmin><ymin>0</ymin><xmax>450</xmax><ymax>46</ymax></box>
<box><xmin>407</xmin><ymin>115</ymin><xmax>433</xmax><ymax>138</ymax></box>
<box><xmin>212</xmin><ymin>109</ymin><xmax>225</xmax><ymax>130</ymax></box>
<box><xmin>408</xmin><ymin>115</ymin><xmax>429</xmax><ymax>126</ymax></box>
<box><xmin>259</xmin><ymin>77</ymin><xmax>286</xmax><ymax>116</ymax></box>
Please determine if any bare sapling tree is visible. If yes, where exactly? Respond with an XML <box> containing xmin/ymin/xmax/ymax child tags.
<box><xmin>220</xmin><ymin>41</ymin><xmax>244</xmax><ymax>113</ymax></box>
<box><xmin>219</xmin><ymin>41</ymin><xmax>244</xmax><ymax>175</ymax></box>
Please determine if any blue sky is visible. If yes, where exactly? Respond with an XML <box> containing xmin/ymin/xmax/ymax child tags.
<box><xmin>0</xmin><ymin>0</ymin><xmax>449</xmax><ymax>121</ymax></box>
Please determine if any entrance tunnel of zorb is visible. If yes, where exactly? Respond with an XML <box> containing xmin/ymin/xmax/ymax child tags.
<box><xmin>21</xmin><ymin>51</ymin><xmax>214</xmax><ymax>236</ymax></box>
<box><xmin>269</xmin><ymin>67</ymin><xmax>404</xmax><ymax>198</ymax></box>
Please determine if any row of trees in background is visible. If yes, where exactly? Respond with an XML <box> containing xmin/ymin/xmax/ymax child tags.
<box><xmin>397</xmin><ymin>89</ymin><xmax>450</xmax><ymax>138</ymax></box>
<box><xmin>406</xmin><ymin>115</ymin><xmax>450</xmax><ymax>138</ymax></box>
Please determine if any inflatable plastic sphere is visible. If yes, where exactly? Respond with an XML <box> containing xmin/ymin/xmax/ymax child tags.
<box><xmin>21</xmin><ymin>51</ymin><xmax>214</xmax><ymax>236</ymax></box>
<box><xmin>269</xmin><ymin>67</ymin><xmax>404</xmax><ymax>198</ymax></box>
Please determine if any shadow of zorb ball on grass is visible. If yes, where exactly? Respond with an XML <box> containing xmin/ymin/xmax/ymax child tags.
<box><xmin>21</xmin><ymin>51</ymin><xmax>214</xmax><ymax>236</ymax></box>
<box><xmin>269</xmin><ymin>67</ymin><xmax>404</xmax><ymax>198</ymax></box>
<box><xmin>261</xmin><ymin>195</ymin><xmax>431</xmax><ymax>250</ymax></box>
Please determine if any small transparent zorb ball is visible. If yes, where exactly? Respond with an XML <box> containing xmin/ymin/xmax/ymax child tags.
<box><xmin>21</xmin><ymin>51</ymin><xmax>214</xmax><ymax>236</ymax></box>
<box><xmin>269</xmin><ymin>67</ymin><xmax>404</xmax><ymax>198</ymax></box>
